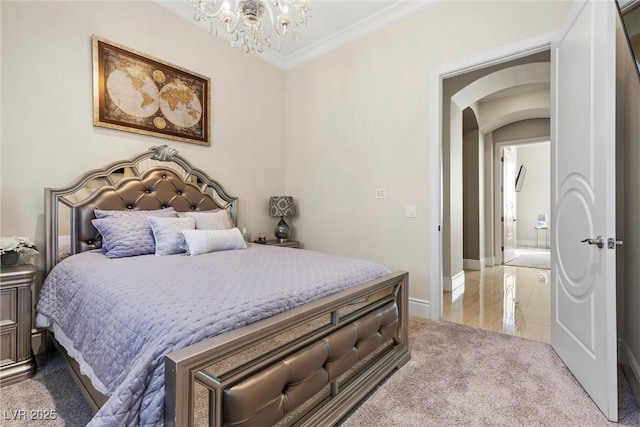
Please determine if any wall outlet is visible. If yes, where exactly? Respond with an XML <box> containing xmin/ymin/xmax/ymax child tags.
<box><xmin>405</xmin><ymin>205</ymin><xmax>417</xmax><ymax>218</ymax></box>
<box><xmin>375</xmin><ymin>188</ymin><xmax>386</xmax><ymax>199</ymax></box>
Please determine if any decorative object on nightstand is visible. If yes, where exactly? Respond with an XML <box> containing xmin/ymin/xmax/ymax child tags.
<box><xmin>269</xmin><ymin>196</ymin><xmax>295</xmax><ymax>243</ymax></box>
<box><xmin>0</xmin><ymin>237</ymin><xmax>39</xmax><ymax>268</ymax></box>
<box><xmin>1</xmin><ymin>264</ymin><xmax>38</xmax><ymax>386</ymax></box>
<box><xmin>242</xmin><ymin>228</ymin><xmax>251</xmax><ymax>243</ymax></box>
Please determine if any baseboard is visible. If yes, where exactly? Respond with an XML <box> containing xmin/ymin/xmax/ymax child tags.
<box><xmin>463</xmin><ymin>259</ymin><xmax>481</xmax><ymax>270</ymax></box>
<box><xmin>408</xmin><ymin>298</ymin><xmax>430</xmax><ymax>319</ymax></box>
<box><xmin>463</xmin><ymin>258</ymin><xmax>494</xmax><ymax>269</ymax></box>
<box><xmin>443</xmin><ymin>271</ymin><xmax>465</xmax><ymax>292</ymax></box>
<box><xmin>620</xmin><ymin>339</ymin><xmax>640</xmax><ymax>406</ymax></box>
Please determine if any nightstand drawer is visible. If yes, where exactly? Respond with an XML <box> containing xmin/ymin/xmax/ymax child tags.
<box><xmin>0</xmin><ymin>326</ymin><xmax>17</xmax><ymax>366</ymax></box>
<box><xmin>0</xmin><ymin>289</ymin><xmax>17</xmax><ymax>325</ymax></box>
<box><xmin>0</xmin><ymin>264</ymin><xmax>37</xmax><ymax>385</ymax></box>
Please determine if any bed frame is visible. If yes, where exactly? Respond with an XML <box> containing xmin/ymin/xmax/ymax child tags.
<box><xmin>44</xmin><ymin>145</ymin><xmax>410</xmax><ymax>426</ymax></box>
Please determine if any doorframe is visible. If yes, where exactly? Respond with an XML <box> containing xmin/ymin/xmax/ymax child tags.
<box><xmin>502</xmin><ymin>147</ymin><xmax>518</xmax><ymax>264</ymax></box>
<box><xmin>493</xmin><ymin>137</ymin><xmax>550</xmax><ymax>265</ymax></box>
<box><xmin>428</xmin><ymin>31</ymin><xmax>556</xmax><ymax>320</ymax></box>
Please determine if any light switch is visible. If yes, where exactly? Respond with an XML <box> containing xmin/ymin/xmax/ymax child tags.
<box><xmin>405</xmin><ymin>205</ymin><xmax>417</xmax><ymax>218</ymax></box>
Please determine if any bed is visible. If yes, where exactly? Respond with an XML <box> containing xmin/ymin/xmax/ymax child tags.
<box><xmin>38</xmin><ymin>145</ymin><xmax>410</xmax><ymax>426</ymax></box>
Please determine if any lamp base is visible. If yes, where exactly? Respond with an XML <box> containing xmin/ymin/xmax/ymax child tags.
<box><xmin>274</xmin><ymin>217</ymin><xmax>290</xmax><ymax>242</ymax></box>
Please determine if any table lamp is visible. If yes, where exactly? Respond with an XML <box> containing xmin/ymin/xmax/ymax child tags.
<box><xmin>269</xmin><ymin>196</ymin><xmax>295</xmax><ymax>242</ymax></box>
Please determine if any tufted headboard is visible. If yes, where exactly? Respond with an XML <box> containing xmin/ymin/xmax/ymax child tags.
<box><xmin>45</xmin><ymin>145</ymin><xmax>238</xmax><ymax>274</ymax></box>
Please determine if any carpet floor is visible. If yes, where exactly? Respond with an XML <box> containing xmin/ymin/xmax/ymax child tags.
<box><xmin>343</xmin><ymin>318</ymin><xmax>640</xmax><ymax>426</ymax></box>
<box><xmin>1</xmin><ymin>318</ymin><xmax>638</xmax><ymax>426</ymax></box>
<box><xmin>505</xmin><ymin>248</ymin><xmax>551</xmax><ymax>270</ymax></box>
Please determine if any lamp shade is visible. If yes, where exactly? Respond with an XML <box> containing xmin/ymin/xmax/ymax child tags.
<box><xmin>269</xmin><ymin>196</ymin><xmax>295</xmax><ymax>217</ymax></box>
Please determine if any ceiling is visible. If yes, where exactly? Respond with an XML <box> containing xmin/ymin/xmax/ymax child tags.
<box><xmin>154</xmin><ymin>0</ymin><xmax>434</xmax><ymax>69</ymax></box>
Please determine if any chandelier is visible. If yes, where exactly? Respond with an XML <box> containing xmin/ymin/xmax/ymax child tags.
<box><xmin>190</xmin><ymin>0</ymin><xmax>311</xmax><ymax>54</ymax></box>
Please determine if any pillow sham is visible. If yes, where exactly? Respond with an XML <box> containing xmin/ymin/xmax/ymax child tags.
<box><xmin>91</xmin><ymin>210</ymin><xmax>177</xmax><ymax>258</ymax></box>
<box><xmin>92</xmin><ymin>216</ymin><xmax>162</xmax><ymax>258</ymax></box>
<box><xmin>180</xmin><ymin>228</ymin><xmax>247</xmax><ymax>256</ymax></box>
<box><xmin>148</xmin><ymin>216</ymin><xmax>196</xmax><ymax>256</ymax></box>
<box><xmin>178</xmin><ymin>210</ymin><xmax>234</xmax><ymax>230</ymax></box>
<box><xmin>94</xmin><ymin>207</ymin><xmax>176</xmax><ymax>219</ymax></box>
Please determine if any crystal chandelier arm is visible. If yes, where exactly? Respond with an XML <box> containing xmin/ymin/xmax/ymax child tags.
<box><xmin>190</xmin><ymin>0</ymin><xmax>227</xmax><ymax>20</ymax></box>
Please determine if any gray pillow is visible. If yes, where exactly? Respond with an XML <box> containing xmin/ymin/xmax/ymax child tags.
<box><xmin>94</xmin><ymin>207</ymin><xmax>175</xmax><ymax>218</ymax></box>
<box><xmin>148</xmin><ymin>216</ymin><xmax>196</xmax><ymax>256</ymax></box>
<box><xmin>91</xmin><ymin>210</ymin><xmax>177</xmax><ymax>258</ymax></box>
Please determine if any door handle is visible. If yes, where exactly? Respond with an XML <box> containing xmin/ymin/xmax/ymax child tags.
<box><xmin>581</xmin><ymin>236</ymin><xmax>604</xmax><ymax>248</ymax></box>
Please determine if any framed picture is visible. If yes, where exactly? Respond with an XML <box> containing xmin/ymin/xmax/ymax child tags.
<box><xmin>92</xmin><ymin>35</ymin><xmax>210</xmax><ymax>146</ymax></box>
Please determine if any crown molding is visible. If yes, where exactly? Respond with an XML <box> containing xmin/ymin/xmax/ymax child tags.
<box><xmin>153</xmin><ymin>0</ymin><xmax>435</xmax><ymax>70</ymax></box>
<box><xmin>281</xmin><ymin>0</ymin><xmax>437</xmax><ymax>70</ymax></box>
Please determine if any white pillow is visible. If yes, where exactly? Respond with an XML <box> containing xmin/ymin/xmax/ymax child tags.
<box><xmin>178</xmin><ymin>210</ymin><xmax>234</xmax><ymax>230</ymax></box>
<box><xmin>181</xmin><ymin>228</ymin><xmax>247</xmax><ymax>256</ymax></box>
<box><xmin>148</xmin><ymin>216</ymin><xmax>196</xmax><ymax>256</ymax></box>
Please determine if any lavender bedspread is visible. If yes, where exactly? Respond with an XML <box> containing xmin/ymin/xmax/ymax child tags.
<box><xmin>35</xmin><ymin>244</ymin><xmax>390</xmax><ymax>427</ymax></box>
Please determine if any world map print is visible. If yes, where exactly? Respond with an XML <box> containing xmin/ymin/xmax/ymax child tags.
<box><xmin>94</xmin><ymin>37</ymin><xmax>209</xmax><ymax>146</ymax></box>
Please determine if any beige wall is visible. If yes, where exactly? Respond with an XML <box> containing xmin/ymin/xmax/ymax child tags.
<box><xmin>463</xmin><ymin>127</ymin><xmax>480</xmax><ymax>261</ymax></box>
<box><xmin>285</xmin><ymin>1</ymin><xmax>571</xmax><ymax>302</ymax></box>
<box><xmin>1</xmin><ymin>1</ymin><xmax>286</xmax><ymax>274</ymax></box>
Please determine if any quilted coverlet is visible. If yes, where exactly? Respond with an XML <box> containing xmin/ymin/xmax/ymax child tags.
<box><xmin>35</xmin><ymin>244</ymin><xmax>390</xmax><ymax>426</ymax></box>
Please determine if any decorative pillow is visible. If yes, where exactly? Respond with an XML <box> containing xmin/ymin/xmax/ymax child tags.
<box><xmin>94</xmin><ymin>207</ymin><xmax>176</xmax><ymax>219</ymax></box>
<box><xmin>180</xmin><ymin>228</ymin><xmax>247</xmax><ymax>256</ymax></box>
<box><xmin>92</xmin><ymin>216</ymin><xmax>161</xmax><ymax>258</ymax></box>
<box><xmin>178</xmin><ymin>210</ymin><xmax>234</xmax><ymax>230</ymax></box>
<box><xmin>148</xmin><ymin>216</ymin><xmax>196</xmax><ymax>256</ymax></box>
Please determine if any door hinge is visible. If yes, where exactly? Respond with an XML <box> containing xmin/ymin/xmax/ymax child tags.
<box><xmin>501</xmin><ymin>216</ymin><xmax>504</xmax><ymax>222</ymax></box>
<box><xmin>438</xmin><ymin>225</ymin><xmax>441</xmax><ymax>231</ymax></box>
<box><xmin>501</xmin><ymin>246</ymin><xmax>504</xmax><ymax>251</ymax></box>
<box><xmin>501</xmin><ymin>157</ymin><xmax>504</xmax><ymax>162</ymax></box>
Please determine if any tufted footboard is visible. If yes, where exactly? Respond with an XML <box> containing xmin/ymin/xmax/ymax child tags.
<box><xmin>165</xmin><ymin>271</ymin><xmax>409</xmax><ymax>427</ymax></box>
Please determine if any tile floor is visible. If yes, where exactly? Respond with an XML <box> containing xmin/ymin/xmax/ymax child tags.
<box><xmin>443</xmin><ymin>254</ymin><xmax>551</xmax><ymax>344</ymax></box>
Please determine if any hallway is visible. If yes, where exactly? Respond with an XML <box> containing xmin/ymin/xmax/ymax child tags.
<box><xmin>443</xmin><ymin>264</ymin><xmax>550</xmax><ymax>344</ymax></box>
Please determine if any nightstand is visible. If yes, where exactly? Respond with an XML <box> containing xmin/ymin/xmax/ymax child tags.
<box><xmin>1</xmin><ymin>264</ymin><xmax>37</xmax><ymax>386</ymax></box>
<box><xmin>255</xmin><ymin>240</ymin><xmax>300</xmax><ymax>248</ymax></box>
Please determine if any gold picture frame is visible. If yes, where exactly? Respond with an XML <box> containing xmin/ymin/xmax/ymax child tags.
<box><xmin>92</xmin><ymin>35</ymin><xmax>210</xmax><ymax>146</ymax></box>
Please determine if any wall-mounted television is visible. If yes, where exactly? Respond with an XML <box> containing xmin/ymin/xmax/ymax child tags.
<box><xmin>515</xmin><ymin>164</ymin><xmax>527</xmax><ymax>192</ymax></box>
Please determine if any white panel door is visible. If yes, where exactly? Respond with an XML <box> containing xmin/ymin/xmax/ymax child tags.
<box><xmin>551</xmin><ymin>0</ymin><xmax>618</xmax><ymax>421</ymax></box>
<box><xmin>503</xmin><ymin>148</ymin><xmax>517</xmax><ymax>263</ymax></box>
